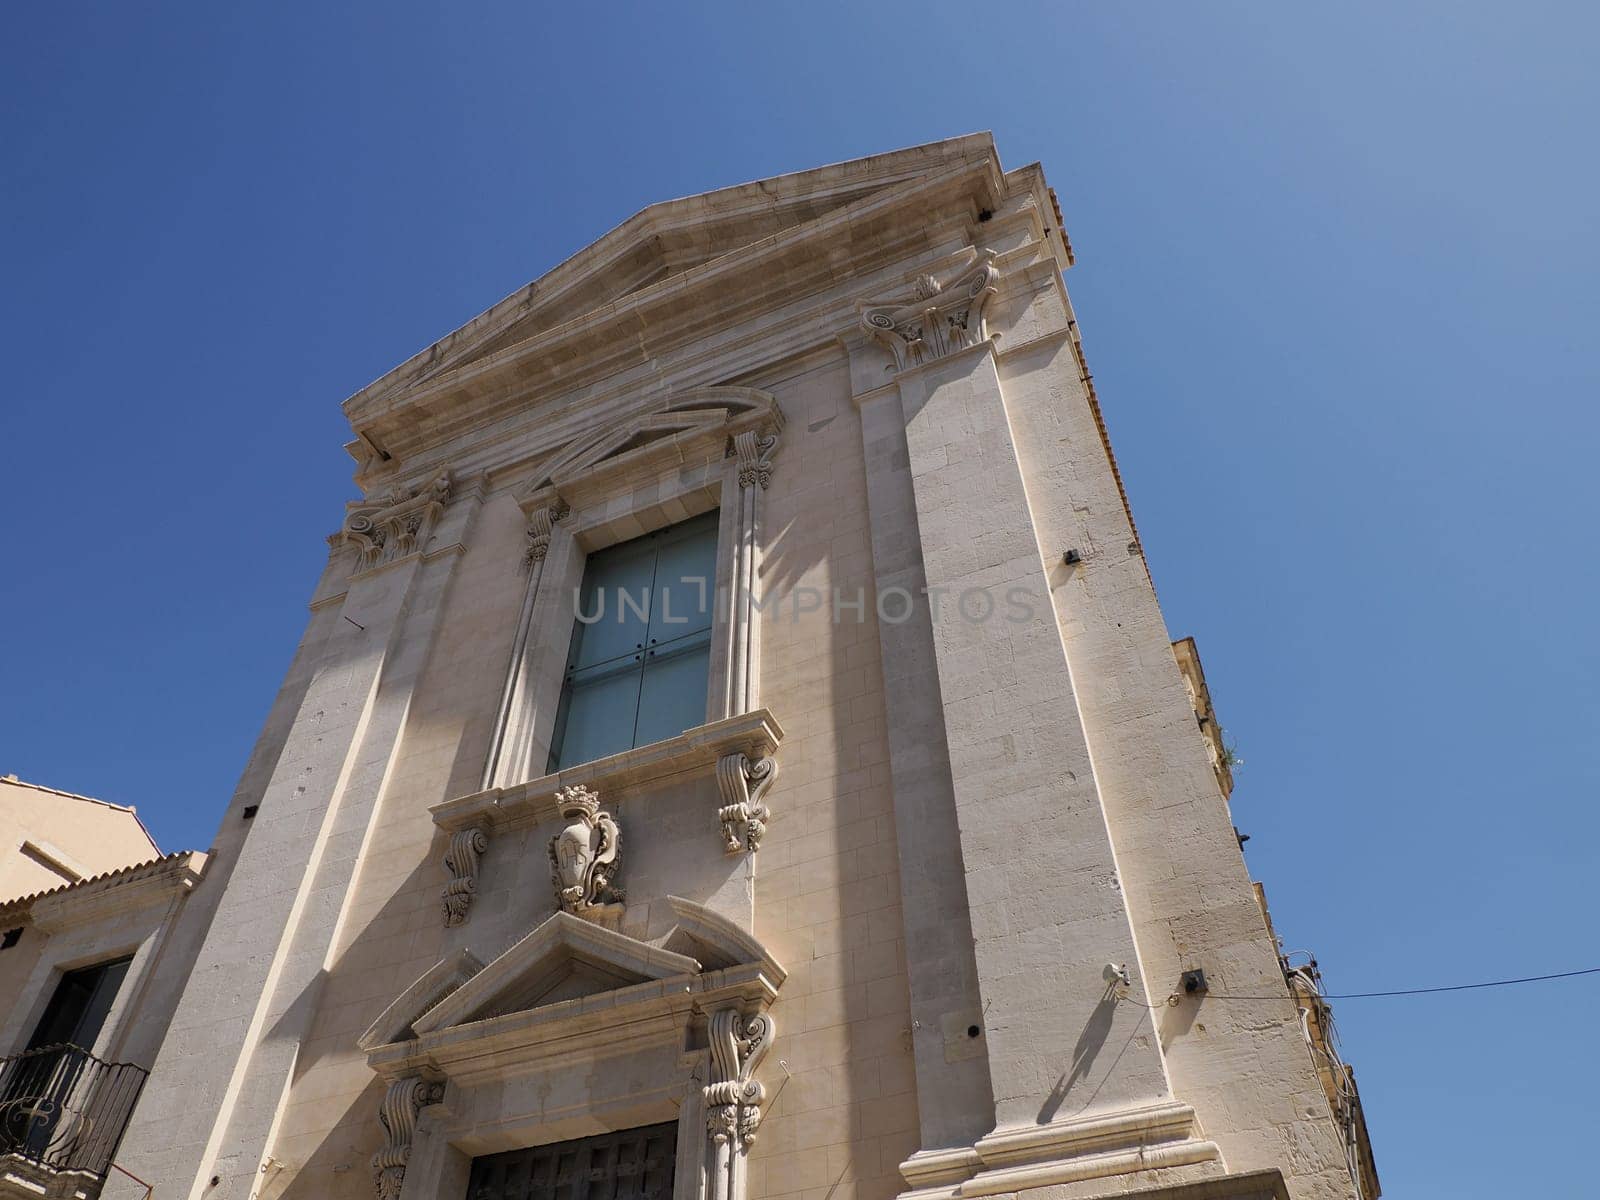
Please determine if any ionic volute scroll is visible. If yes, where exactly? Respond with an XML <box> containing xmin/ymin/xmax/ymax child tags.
<box><xmin>371</xmin><ymin>1075</ymin><xmax>444</xmax><ymax>1200</ymax></box>
<box><xmin>704</xmin><ymin>1007</ymin><xmax>774</xmax><ymax>1200</ymax></box>
<box><xmin>716</xmin><ymin>753</ymin><xmax>779</xmax><ymax>854</ymax></box>
<box><xmin>732</xmin><ymin>429</ymin><xmax>779</xmax><ymax>491</ymax></box>
<box><xmin>523</xmin><ymin>499</ymin><xmax>571</xmax><ymax>568</ymax></box>
<box><xmin>440</xmin><ymin>827</ymin><xmax>488</xmax><ymax>928</ymax></box>
<box><xmin>858</xmin><ymin>251</ymin><xmax>999</xmax><ymax>372</ymax></box>
<box><xmin>343</xmin><ymin>470</ymin><xmax>453</xmax><ymax>572</ymax></box>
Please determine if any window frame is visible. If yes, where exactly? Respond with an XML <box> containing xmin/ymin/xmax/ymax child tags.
<box><xmin>482</xmin><ymin>387</ymin><xmax>782</xmax><ymax>789</ymax></box>
<box><xmin>547</xmin><ymin>511</ymin><xmax>722</xmax><ymax>773</ymax></box>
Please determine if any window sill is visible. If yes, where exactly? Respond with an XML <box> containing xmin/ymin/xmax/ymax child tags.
<box><xmin>431</xmin><ymin>708</ymin><xmax>784</xmax><ymax>835</ymax></box>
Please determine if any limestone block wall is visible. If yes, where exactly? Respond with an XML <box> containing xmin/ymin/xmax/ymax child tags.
<box><xmin>199</xmin><ymin>348</ymin><xmax>923</xmax><ymax>1200</ymax></box>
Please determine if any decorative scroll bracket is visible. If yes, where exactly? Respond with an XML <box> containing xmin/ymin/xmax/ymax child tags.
<box><xmin>858</xmin><ymin>252</ymin><xmax>999</xmax><ymax>372</ymax></box>
<box><xmin>732</xmin><ymin>429</ymin><xmax>778</xmax><ymax>492</ymax></box>
<box><xmin>440</xmin><ymin>827</ymin><xmax>488</xmax><ymax>927</ymax></box>
<box><xmin>548</xmin><ymin>785</ymin><xmax>624</xmax><ymax>921</ymax></box>
<box><xmin>343</xmin><ymin>470</ymin><xmax>453</xmax><ymax>572</ymax></box>
<box><xmin>716</xmin><ymin>753</ymin><xmax>779</xmax><ymax>854</ymax></box>
<box><xmin>522</xmin><ymin>498</ymin><xmax>571</xmax><ymax>568</ymax></box>
<box><xmin>704</xmin><ymin>1007</ymin><xmax>774</xmax><ymax>1200</ymax></box>
<box><xmin>372</xmin><ymin>1075</ymin><xmax>444</xmax><ymax>1200</ymax></box>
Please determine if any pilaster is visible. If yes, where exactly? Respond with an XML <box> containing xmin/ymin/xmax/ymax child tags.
<box><xmin>848</xmin><ymin>249</ymin><xmax>1220</xmax><ymax>1196</ymax></box>
<box><xmin>850</xmin><ymin>335</ymin><xmax>995</xmax><ymax>1152</ymax></box>
<box><xmin>110</xmin><ymin>480</ymin><xmax>484</xmax><ymax>1200</ymax></box>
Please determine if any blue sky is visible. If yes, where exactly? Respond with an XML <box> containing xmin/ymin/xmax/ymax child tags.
<box><xmin>3</xmin><ymin>3</ymin><xmax>1596</xmax><ymax>1195</ymax></box>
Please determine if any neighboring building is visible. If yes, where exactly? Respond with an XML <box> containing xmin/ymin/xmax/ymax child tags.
<box><xmin>5</xmin><ymin>135</ymin><xmax>1378</xmax><ymax>1200</ymax></box>
<box><xmin>0</xmin><ymin>776</ymin><xmax>160</xmax><ymax>901</ymax></box>
<box><xmin>0</xmin><ymin>779</ymin><xmax>207</xmax><ymax>1197</ymax></box>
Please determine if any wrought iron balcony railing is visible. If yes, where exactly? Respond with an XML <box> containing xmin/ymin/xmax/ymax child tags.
<box><xmin>0</xmin><ymin>1043</ymin><xmax>148</xmax><ymax>1183</ymax></box>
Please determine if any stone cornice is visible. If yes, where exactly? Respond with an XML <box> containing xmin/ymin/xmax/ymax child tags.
<box><xmin>345</xmin><ymin>156</ymin><xmax>1005</xmax><ymax>471</ymax></box>
<box><xmin>354</xmin><ymin>237</ymin><xmax>1050</xmax><ymax>495</ymax></box>
<box><xmin>431</xmin><ymin>708</ymin><xmax>784</xmax><ymax>835</ymax></box>
<box><xmin>345</xmin><ymin>137</ymin><xmax>998</xmax><ymax>412</ymax></box>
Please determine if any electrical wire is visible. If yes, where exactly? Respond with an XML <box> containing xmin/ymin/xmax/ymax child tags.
<box><xmin>1197</xmin><ymin>964</ymin><xmax>1600</xmax><ymax>1001</ymax></box>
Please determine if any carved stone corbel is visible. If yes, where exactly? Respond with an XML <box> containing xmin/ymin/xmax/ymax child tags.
<box><xmin>343</xmin><ymin>470</ymin><xmax>453</xmax><ymax>571</ymax></box>
<box><xmin>439</xmin><ymin>827</ymin><xmax>488</xmax><ymax>927</ymax></box>
<box><xmin>548</xmin><ymin>785</ymin><xmax>624</xmax><ymax>919</ymax></box>
<box><xmin>522</xmin><ymin>499</ymin><xmax>570</xmax><ymax>567</ymax></box>
<box><xmin>716</xmin><ymin>753</ymin><xmax>779</xmax><ymax>854</ymax></box>
<box><xmin>371</xmin><ymin>1075</ymin><xmax>443</xmax><ymax>1200</ymax></box>
<box><xmin>732</xmin><ymin>429</ymin><xmax>778</xmax><ymax>492</ymax></box>
<box><xmin>858</xmin><ymin>252</ymin><xmax>999</xmax><ymax>371</ymax></box>
<box><xmin>704</xmin><ymin>1008</ymin><xmax>774</xmax><ymax>1200</ymax></box>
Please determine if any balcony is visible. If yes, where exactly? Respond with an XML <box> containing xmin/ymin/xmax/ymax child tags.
<box><xmin>0</xmin><ymin>1044</ymin><xmax>147</xmax><ymax>1197</ymax></box>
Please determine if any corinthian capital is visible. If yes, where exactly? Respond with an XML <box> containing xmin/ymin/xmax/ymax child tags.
<box><xmin>858</xmin><ymin>251</ymin><xmax>999</xmax><ymax>372</ymax></box>
<box><xmin>343</xmin><ymin>470</ymin><xmax>453</xmax><ymax>571</ymax></box>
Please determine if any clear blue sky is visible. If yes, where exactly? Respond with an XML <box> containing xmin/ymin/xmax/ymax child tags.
<box><xmin>3</xmin><ymin>4</ymin><xmax>1595</xmax><ymax>1195</ymax></box>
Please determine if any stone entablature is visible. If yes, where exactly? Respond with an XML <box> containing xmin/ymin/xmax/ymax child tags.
<box><xmin>340</xmin><ymin>139</ymin><xmax>1008</xmax><ymax>475</ymax></box>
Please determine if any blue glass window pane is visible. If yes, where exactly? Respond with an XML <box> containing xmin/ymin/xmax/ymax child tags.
<box><xmin>552</xmin><ymin>661</ymin><xmax>642</xmax><ymax>770</ymax></box>
<box><xmin>568</xmin><ymin>539</ymin><xmax>656</xmax><ymax>671</ymax></box>
<box><xmin>550</xmin><ymin>510</ymin><xmax>719</xmax><ymax>772</ymax></box>
<box><xmin>646</xmin><ymin>517</ymin><xmax>718</xmax><ymax>642</ymax></box>
<box><xmin>634</xmin><ymin>633</ymin><xmax>713</xmax><ymax>748</ymax></box>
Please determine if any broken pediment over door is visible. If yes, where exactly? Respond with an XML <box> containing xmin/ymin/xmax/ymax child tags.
<box><xmin>360</xmin><ymin>899</ymin><xmax>788</xmax><ymax>1200</ymax></box>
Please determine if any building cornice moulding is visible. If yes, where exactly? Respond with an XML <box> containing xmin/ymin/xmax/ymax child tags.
<box><xmin>344</xmin><ymin>137</ymin><xmax>999</xmax><ymax>418</ymax></box>
<box><xmin>345</xmin><ymin>160</ymin><xmax>1006</xmax><ymax>471</ymax></box>
<box><xmin>350</xmin><ymin>232</ymin><xmax>1050</xmax><ymax>493</ymax></box>
<box><xmin>430</xmin><ymin>708</ymin><xmax>784</xmax><ymax>836</ymax></box>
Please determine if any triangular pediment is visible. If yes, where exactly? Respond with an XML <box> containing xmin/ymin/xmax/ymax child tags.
<box><xmin>409</xmin><ymin>912</ymin><xmax>700</xmax><ymax>1037</ymax></box>
<box><xmin>520</xmin><ymin>386</ymin><xmax>781</xmax><ymax>501</ymax></box>
<box><xmin>375</xmin><ymin>171</ymin><xmax>931</xmax><ymax>397</ymax></box>
<box><xmin>343</xmin><ymin>135</ymin><xmax>1008</xmax><ymax>470</ymax></box>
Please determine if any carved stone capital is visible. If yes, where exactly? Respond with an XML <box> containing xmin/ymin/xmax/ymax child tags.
<box><xmin>523</xmin><ymin>499</ymin><xmax>571</xmax><ymax>567</ymax></box>
<box><xmin>371</xmin><ymin>1075</ymin><xmax>443</xmax><ymax>1200</ymax></box>
<box><xmin>858</xmin><ymin>252</ymin><xmax>999</xmax><ymax>372</ymax></box>
<box><xmin>548</xmin><ymin>785</ymin><xmax>624</xmax><ymax>918</ymax></box>
<box><xmin>716</xmin><ymin>753</ymin><xmax>779</xmax><ymax>854</ymax></box>
<box><xmin>440</xmin><ymin>827</ymin><xmax>488</xmax><ymax>927</ymax></box>
<box><xmin>343</xmin><ymin>470</ymin><xmax>453</xmax><ymax>571</ymax></box>
<box><xmin>732</xmin><ymin>428</ymin><xmax>779</xmax><ymax>491</ymax></box>
<box><xmin>703</xmin><ymin>1008</ymin><xmax>774</xmax><ymax>1154</ymax></box>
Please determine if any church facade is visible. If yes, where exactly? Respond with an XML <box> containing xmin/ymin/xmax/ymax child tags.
<box><xmin>2</xmin><ymin>135</ymin><xmax>1376</xmax><ymax>1200</ymax></box>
